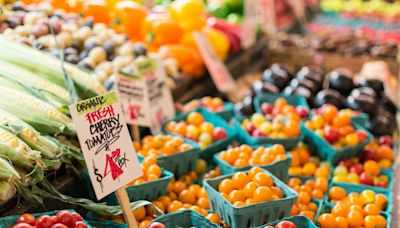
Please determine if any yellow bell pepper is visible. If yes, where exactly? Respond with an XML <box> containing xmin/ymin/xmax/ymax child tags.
<box><xmin>202</xmin><ymin>27</ymin><xmax>230</xmax><ymax>60</ymax></box>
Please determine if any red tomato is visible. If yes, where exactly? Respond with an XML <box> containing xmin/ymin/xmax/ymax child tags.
<box><xmin>17</xmin><ymin>214</ymin><xmax>36</xmax><ymax>225</ymax></box>
<box><xmin>36</xmin><ymin>215</ymin><xmax>56</xmax><ymax>228</ymax></box>
<box><xmin>264</xmin><ymin>226</ymin><xmax>274</xmax><ymax>228</ymax></box>
<box><xmin>50</xmin><ymin>223</ymin><xmax>68</xmax><ymax>228</ymax></box>
<box><xmin>148</xmin><ymin>222</ymin><xmax>166</xmax><ymax>228</ymax></box>
<box><xmin>70</xmin><ymin>213</ymin><xmax>83</xmax><ymax>222</ymax></box>
<box><xmin>13</xmin><ymin>223</ymin><xmax>33</xmax><ymax>228</ymax></box>
<box><xmin>275</xmin><ymin>221</ymin><xmax>297</xmax><ymax>228</ymax></box>
<box><xmin>56</xmin><ymin>211</ymin><xmax>76</xmax><ymax>228</ymax></box>
<box><xmin>73</xmin><ymin>221</ymin><xmax>88</xmax><ymax>228</ymax></box>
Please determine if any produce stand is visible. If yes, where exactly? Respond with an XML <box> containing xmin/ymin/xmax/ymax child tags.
<box><xmin>0</xmin><ymin>1</ymin><xmax>399</xmax><ymax>228</ymax></box>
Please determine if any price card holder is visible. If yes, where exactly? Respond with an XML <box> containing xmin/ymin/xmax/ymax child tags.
<box><xmin>117</xmin><ymin>57</ymin><xmax>175</xmax><ymax>135</ymax></box>
<box><xmin>69</xmin><ymin>92</ymin><xmax>143</xmax><ymax>227</ymax></box>
<box><xmin>193</xmin><ymin>31</ymin><xmax>236</xmax><ymax>93</ymax></box>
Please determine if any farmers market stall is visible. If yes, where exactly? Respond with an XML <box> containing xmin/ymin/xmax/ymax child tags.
<box><xmin>0</xmin><ymin>0</ymin><xmax>399</xmax><ymax>228</ymax></box>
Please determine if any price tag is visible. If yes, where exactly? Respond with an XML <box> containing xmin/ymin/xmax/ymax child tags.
<box><xmin>117</xmin><ymin>57</ymin><xmax>175</xmax><ymax>135</ymax></box>
<box><xmin>69</xmin><ymin>92</ymin><xmax>143</xmax><ymax>200</ymax></box>
<box><xmin>193</xmin><ymin>32</ymin><xmax>236</xmax><ymax>93</ymax></box>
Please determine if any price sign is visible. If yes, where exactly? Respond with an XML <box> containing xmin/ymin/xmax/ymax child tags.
<box><xmin>69</xmin><ymin>92</ymin><xmax>143</xmax><ymax>200</ymax></box>
<box><xmin>193</xmin><ymin>32</ymin><xmax>236</xmax><ymax>93</ymax></box>
<box><xmin>117</xmin><ymin>57</ymin><xmax>175</xmax><ymax>135</ymax></box>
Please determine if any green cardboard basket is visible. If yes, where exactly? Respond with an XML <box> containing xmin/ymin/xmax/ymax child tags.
<box><xmin>151</xmin><ymin>210</ymin><xmax>219</xmax><ymax>228</ymax></box>
<box><xmin>323</xmin><ymin>182</ymin><xmax>393</xmax><ymax>214</ymax></box>
<box><xmin>203</xmin><ymin>168</ymin><xmax>298</xmax><ymax>228</ymax></box>
<box><xmin>233</xmin><ymin>117</ymin><xmax>301</xmax><ymax>150</ymax></box>
<box><xmin>83</xmin><ymin>168</ymin><xmax>173</xmax><ymax>205</ymax></box>
<box><xmin>138</xmin><ymin>138</ymin><xmax>201</xmax><ymax>177</ymax></box>
<box><xmin>162</xmin><ymin>107</ymin><xmax>236</xmax><ymax>161</ymax></box>
<box><xmin>254</xmin><ymin>93</ymin><xmax>310</xmax><ymax>114</ymax></box>
<box><xmin>301</xmin><ymin>123</ymin><xmax>373</xmax><ymax>165</ymax></box>
<box><xmin>213</xmin><ymin>146</ymin><xmax>292</xmax><ymax>182</ymax></box>
<box><xmin>0</xmin><ymin>210</ymin><xmax>92</xmax><ymax>228</ymax></box>
<box><xmin>256</xmin><ymin>215</ymin><xmax>318</xmax><ymax>228</ymax></box>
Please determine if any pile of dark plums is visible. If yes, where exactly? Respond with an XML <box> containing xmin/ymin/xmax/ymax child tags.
<box><xmin>235</xmin><ymin>63</ymin><xmax>397</xmax><ymax>136</ymax></box>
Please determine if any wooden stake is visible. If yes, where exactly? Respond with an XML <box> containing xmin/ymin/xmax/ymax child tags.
<box><xmin>115</xmin><ymin>187</ymin><xmax>138</xmax><ymax>228</ymax></box>
<box><xmin>130</xmin><ymin>125</ymin><xmax>140</xmax><ymax>142</ymax></box>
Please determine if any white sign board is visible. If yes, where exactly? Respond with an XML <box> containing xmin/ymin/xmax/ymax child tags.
<box><xmin>116</xmin><ymin>58</ymin><xmax>175</xmax><ymax>135</ymax></box>
<box><xmin>69</xmin><ymin>92</ymin><xmax>143</xmax><ymax>200</ymax></box>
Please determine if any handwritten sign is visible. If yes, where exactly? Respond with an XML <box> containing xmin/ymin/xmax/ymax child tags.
<box><xmin>117</xmin><ymin>58</ymin><xmax>175</xmax><ymax>135</ymax></box>
<box><xmin>70</xmin><ymin>92</ymin><xmax>143</xmax><ymax>200</ymax></box>
<box><xmin>193</xmin><ymin>32</ymin><xmax>236</xmax><ymax>93</ymax></box>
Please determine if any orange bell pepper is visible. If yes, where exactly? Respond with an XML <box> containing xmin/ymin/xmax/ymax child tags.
<box><xmin>110</xmin><ymin>1</ymin><xmax>148</xmax><ymax>40</ymax></box>
<box><xmin>159</xmin><ymin>44</ymin><xmax>204</xmax><ymax>78</ymax></box>
<box><xmin>141</xmin><ymin>14</ymin><xmax>183</xmax><ymax>48</ymax></box>
<box><xmin>83</xmin><ymin>0</ymin><xmax>110</xmax><ymax>24</ymax></box>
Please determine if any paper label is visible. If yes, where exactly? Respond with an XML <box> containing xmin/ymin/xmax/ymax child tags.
<box><xmin>193</xmin><ymin>32</ymin><xmax>236</xmax><ymax>93</ymax></box>
<box><xmin>70</xmin><ymin>92</ymin><xmax>143</xmax><ymax>200</ymax></box>
<box><xmin>117</xmin><ymin>58</ymin><xmax>175</xmax><ymax>135</ymax></box>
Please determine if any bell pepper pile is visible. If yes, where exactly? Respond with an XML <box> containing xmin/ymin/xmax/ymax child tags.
<box><xmin>23</xmin><ymin>0</ymin><xmax>243</xmax><ymax>78</ymax></box>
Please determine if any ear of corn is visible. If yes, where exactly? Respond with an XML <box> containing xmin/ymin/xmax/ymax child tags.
<box><xmin>0</xmin><ymin>156</ymin><xmax>20</xmax><ymax>180</ymax></box>
<box><xmin>0</xmin><ymin>126</ymin><xmax>40</xmax><ymax>169</ymax></box>
<box><xmin>0</xmin><ymin>60</ymin><xmax>71</xmax><ymax>103</ymax></box>
<box><xmin>0</xmin><ymin>85</ymin><xmax>76</xmax><ymax>135</ymax></box>
<box><xmin>0</xmin><ymin>37</ymin><xmax>107</xmax><ymax>98</ymax></box>
<box><xmin>0</xmin><ymin>109</ymin><xmax>60</xmax><ymax>159</ymax></box>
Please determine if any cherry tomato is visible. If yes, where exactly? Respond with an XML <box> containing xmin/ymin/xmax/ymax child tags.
<box><xmin>275</xmin><ymin>221</ymin><xmax>297</xmax><ymax>228</ymax></box>
<box><xmin>13</xmin><ymin>223</ymin><xmax>33</xmax><ymax>228</ymax></box>
<box><xmin>70</xmin><ymin>213</ymin><xmax>83</xmax><ymax>222</ymax></box>
<box><xmin>148</xmin><ymin>222</ymin><xmax>166</xmax><ymax>228</ymax></box>
<box><xmin>36</xmin><ymin>215</ymin><xmax>56</xmax><ymax>228</ymax></box>
<box><xmin>17</xmin><ymin>214</ymin><xmax>36</xmax><ymax>225</ymax></box>
<box><xmin>73</xmin><ymin>221</ymin><xmax>88</xmax><ymax>228</ymax></box>
<box><xmin>56</xmin><ymin>211</ymin><xmax>76</xmax><ymax>228</ymax></box>
<box><xmin>50</xmin><ymin>223</ymin><xmax>68</xmax><ymax>228</ymax></box>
